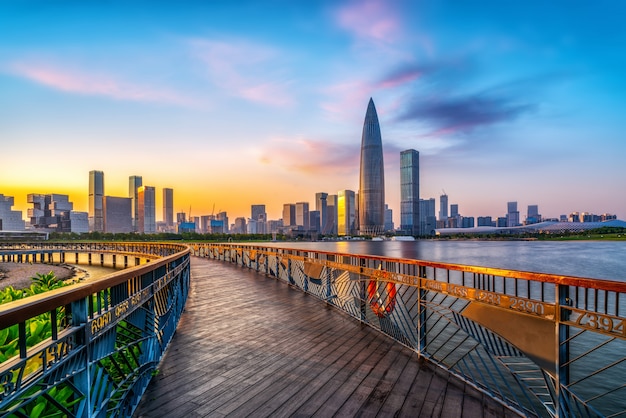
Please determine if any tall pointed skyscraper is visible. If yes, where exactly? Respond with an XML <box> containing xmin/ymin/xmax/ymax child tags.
<box><xmin>359</xmin><ymin>98</ymin><xmax>385</xmax><ymax>236</ymax></box>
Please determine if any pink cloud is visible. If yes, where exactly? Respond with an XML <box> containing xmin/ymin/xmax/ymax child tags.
<box><xmin>335</xmin><ymin>0</ymin><xmax>402</xmax><ymax>44</ymax></box>
<box><xmin>190</xmin><ymin>39</ymin><xmax>294</xmax><ymax>107</ymax></box>
<box><xmin>10</xmin><ymin>61</ymin><xmax>195</xmax><ymax>106</ymax></box>
<box><xmin>376</xmin><ymin>71</ymin><xmax>421</xmax><ymax>89</ymax></box>
<box><xmin>260</xmin><ymin>137</ymin><xmax>360</xmax><ymax>176</ymax></box>
<box><xmin>241</xmin><ymin>83</ymin><xmax>293</xmax><ymax>107</ymax></box>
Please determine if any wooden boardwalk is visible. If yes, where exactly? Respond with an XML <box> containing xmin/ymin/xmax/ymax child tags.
<box><xmin>134</xmin><ymin>257</ymin><xmax>521</xmax><ymax>418</ymax></box>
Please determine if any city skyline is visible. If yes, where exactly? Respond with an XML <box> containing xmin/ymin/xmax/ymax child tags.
<box><xmin>2</xmin><ymin>1</ymin><xmax>625</xmax><ymax>224</ymax></box>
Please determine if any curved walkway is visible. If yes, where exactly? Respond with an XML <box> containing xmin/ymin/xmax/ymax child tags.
<box><xmin>134</xmin><ymin>257</ymin><xmax>521</xmax><ymax>418</ymax></box>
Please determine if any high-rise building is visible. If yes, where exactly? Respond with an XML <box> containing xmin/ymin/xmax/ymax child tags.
<box><xmin>462</xmin><ymin>217</ymin><xmax>475</xmax><ymax>228</ymax></box>
<box><xmin>200</xmin><ymin>216</ymin><xmax>211</xmax><ymax>233</ymax></box>
<box><xmin>89</xmin><ymin>170</ymin><xmax>104</xmax><ymax>232</ymax></box>
<box><xmin>137</xmin><ymin>186</ymin><xmax>156</xmax><ymax>234</ymax></box>
<box><xmin>358</xmin><ymin>98</ymin><xmax>385</xmax><ymax>236</ymax></box>
<box><xmin>295</xmin><ymin>202</ymin><xmax>310</xmax><ymax>230</ymax></box>
<box><xmin>129</xmin><ymin>175</ymin><xmax>142</xmax><ymax>232</ymax></box>
<box><xmin>477</xmin><ymin>216</ymin><xmax>494</xmax><ymax>227</ymax></box>
<box><xmin>384</xmin><ymin>204</ymin><xmax>394</xmax><ymax>232</ymax></box>
<box><xmin>233</xmin><ymin>217</ymin><xmax>247</xmax><ymax>234</ymax></box>
<box><xmin>0</xmin><ymin>194</ymin><xmax>25</xmax><ymax>231</ymax></box>
<box><xmin>251</xmin><ymin>204</ymin><xmax>267</xmax><ymax>233</ymax></box>
<box><xmin>507</xmin><ymin>201</ymin><xmax>520</xmax><ymax>227</ymax></box>
<box><xmin>315</xmin><ymin>193</ymin><xmax>328</xmax><ymax>234</ymax></box>
<box><xmin>450</xmin><ymin>204</ymin><xmax>459</xmax><ymax>218</ymax></box>
<box><xmin>526</xmin><ymin>205</ymin><xmax>541</xmax><ymax>224</ymax></box>
<box><xmin>439</xmin><ymin>193</ymin><xmax>448</xmax><ymax>222</ymax></box>
<box><xmin>163</xmin><ymin>188</ymin><xmax>174</xmax><ymax>228</ymax></box>
<box><xmin>251</xmin><ymin>205</ymin><xmax>266</xmax><ymax>221</ymax></box>
<box><xmin>400</xmin><ymin>149</ymin><xmax>420</xmax><ymax>236</ymax></box>
<box><xmin>337</xmin><ymin>190</ymin><xmax>356</xmax><ymax>236</ymax></box>
<box><xmin>216</xmin><ymin>212</ymin><xmax>229</xmax><ymax>233</ymax></box>
<box><xmin>103</xmin><ymin>196</ymin><xmax>132</xmax><ymax>233</ymax></box>
<box><xmin>282</xmin><ymin>204</ymin><xmax>296</xmax><ymax>227</ymax></box>
<box><xmin>419</xmin><ymin>198</ymin><xmax>436</xmax><ymax>236</ymax></box>
<box><xmin>326</xmin><ymin>194</ymin><xmax>338</xmax><ymax>235</ymax></box>
<box><xmin>309</xmin><ymin>210</ymin><xmax>321</xmax><ymax>234</ymax></box>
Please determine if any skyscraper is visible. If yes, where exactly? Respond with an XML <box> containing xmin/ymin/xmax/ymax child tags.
<box><xmin>163</xmin><ymin>188</ymin><xmax>174</xmax><ymax>228</ymax></box>
<box><xmin>527</xmin><ymin>205</ymin><xmax>540</xmax><ymax>224</ymax></box>
<box><xmin>419</xmin><ymin>198</ymin><xmax>436</xmax><ymax>235</ymax></box>
<box><xmin>295</xmin><ymin>202</ymin><xmax>309</xmax><ymax>230</ymax></box>
<box><xmin>138</xmin><ymin>186</ymin><xmax>156</xmax><ymax>234</ymax></box>
<box><xmin>103</xmin><ymin>196</ymin><xmax>132</xmax><ymax>233</ymax></box>
<box><xmin>251</xmin><ymin>204</ymin><xmax>267</xmax><ymax>233</ymax></box>
<box><xmin>358</xmin><ymin>98</ymin><xmax>385</xmax><ymax>236</ymax></box>
<box><xmin>384</xmin><ymin>204</ymin><xmax>394</xmax><ymax>232</ymax></box>
<box><xmin>282</xmin><ymin>204</ymin><xmax>296</xmax><ymax>227</ymax></box>
<box><xmin>338</xmin><ymin>190</ymin><xmax>356</xmax><ymax>236</ymax></box>
<box><xmin>315</xmin><ymin>192</ymin><xmax>328</xmax><ymax>234</ymax></box>
<box><xmin>400</xmin><ymin>149</ymin><xmax>420</xmax><ymax>236</ymax></box>
<box><xmin>326</xmin><ymin>194</ymin><xmax>338</xmax><ymax>235</ymax></box>
<box><xmin>309</xmin><ymin>210</ymin><xmax>321</xmax><ymax>234</ymax></box>
<box><xmin>439</xmin><ymin>193</ymin><xmax>448</xmax><ymax>222</ymax></box>
<box><xmin>507</xmin><ymin>201</ymin><xmax>520</xmax><ymax>227</ymax></box>
<box><xmin>251</xmin><ymin>204</ymin><xmax>266</xmax><ymax>221</ymax></box>
<box><xmin>129</xmin><ymin>175</ymin><xmax>142</xmax><ymax>232</ymax></box>
<box><xmin>89</xmin><ymin>170</ymin><xmax>104</xmax><ymax>232</ymax></box>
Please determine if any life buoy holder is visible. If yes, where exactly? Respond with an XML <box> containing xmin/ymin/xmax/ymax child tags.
<box><xmin>367</xmin><ymin>278</ymin><xmax>397</xmax><ymax>318</ymax></box>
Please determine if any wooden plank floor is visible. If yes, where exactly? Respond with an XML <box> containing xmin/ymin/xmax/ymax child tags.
<box><xmin>134</xmin><ymin>257</ymin><xmax>521</xmax><ymax>418</ymax></box>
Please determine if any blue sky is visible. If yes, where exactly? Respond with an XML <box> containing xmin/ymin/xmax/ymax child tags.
<box><xmin>1</xmin><ymin>0</ymin><xmax>625</xmax><ymax>224</ymax></box>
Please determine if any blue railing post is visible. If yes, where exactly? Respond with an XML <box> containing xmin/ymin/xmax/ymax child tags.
<box><xmin>288</xmin><ymin>257</ymin><xmax>294</xmax><ymax>284</ymax></box>
<box><xmin>70</xmin><ymin>297</ymin><xmax>90</xmax><ymax>416</ymax></box>
<box><xmin>556</xmin><ymin>283</ymin><xmax>570</xmax><ymax>417</ymax></box>
<box><xmin>418</xmin><ymin>265</ymin><xmax>427</xmax><ymax>355</ymax></box>
<box><xmin>326</xmin><ymin>258</ymin><xmax>332</xmax><ymax>301</ymax></box>
<box><xmin>359</xmin><ymin>257</ymin><xmax>367</xmax><ymax>322</ymax></box>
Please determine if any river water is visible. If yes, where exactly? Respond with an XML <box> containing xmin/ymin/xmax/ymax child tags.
<box><xmin>264</xmin><ymin>240</ymin><xmax>626</xmax><ymax>282</ymax></box>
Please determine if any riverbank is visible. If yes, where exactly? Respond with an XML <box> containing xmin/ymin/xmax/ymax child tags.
<box><xmin>0</xmin><ymin>263</ymin><xmax>78</xmax><ymax>290</ymax></box>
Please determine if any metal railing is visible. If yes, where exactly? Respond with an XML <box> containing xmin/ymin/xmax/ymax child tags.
<box><xmin>193</xmin><ymin>243</ymin><xmax>626</xmax><ymax>418</ymax></box>
<box><xmin>0</xmin><ymin>242</ymin><xmax>190</xmax><ymax>417</ymax></box>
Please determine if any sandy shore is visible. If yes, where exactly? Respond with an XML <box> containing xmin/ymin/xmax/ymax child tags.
<box><xmin>0</xmin><ymin>263</ymin><xmax>77</xmax><ymax>290</ymax></box>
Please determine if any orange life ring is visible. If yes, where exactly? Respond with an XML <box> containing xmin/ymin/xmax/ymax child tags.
<box><xmin>367</xmin><ymin>280</ymin><xmax>397</xmax><ymax>318</ymax></box>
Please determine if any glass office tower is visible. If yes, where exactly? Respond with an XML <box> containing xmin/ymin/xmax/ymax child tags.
<box><xmin>89</xmin><ymin>170</ymin><xmax>104</xmax><ymax>232</ymax></box>
<box><xmin>129</xmin><ymin>175</ymin><xmax>143</xmax><ymax>232</ymax></box>
<box><xmin>400</xmin><ymin>149</ymin><xmax>420</xmax><ymax>236</ymax></box>
<box><xmin>358</xmin><ymin>98</ymin><xmax>385</xmax><ymax>236</ymax></box>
